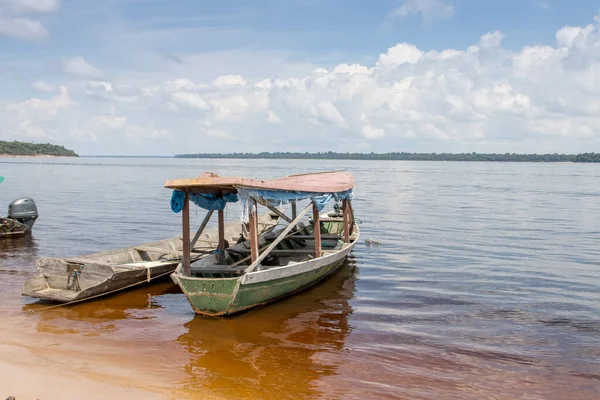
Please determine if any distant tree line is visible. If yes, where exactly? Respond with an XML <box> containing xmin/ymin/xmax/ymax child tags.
<box><xmin>175</xmin><ymin>151</ymin><xmax>600</xmax><ymax>163</ymax></box>
<box><xmin>0</xmin><ymin>140</ymin><xmax>78</xmax><ymax>157</ymax></box>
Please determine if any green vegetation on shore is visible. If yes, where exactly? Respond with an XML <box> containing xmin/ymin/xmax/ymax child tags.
<box><xmin>0</xmin><ymin>140</ymin><xmax>78</xmax><ymax>157</ymax></box>
<box><xmin>175</xmin><ymin>151</ymin><xmax>600</xmax><ymax>163</ymax></box>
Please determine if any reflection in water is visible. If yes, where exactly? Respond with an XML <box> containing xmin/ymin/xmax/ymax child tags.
<box><xmin>24</xmin><ymin>281</ymin><xmax>177</xmax><ymax>336</ymax></box>
<box><xmin>176</xmin><ymin>258</ymin><xmax>357</xmax><ymax>399</ymax></box>
<box><xmin>0</xmin><ymin>234</ymin><xmax>38</xmax><ymax>266</ymax></box>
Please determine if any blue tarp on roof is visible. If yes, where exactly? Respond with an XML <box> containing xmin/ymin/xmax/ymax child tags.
<box><xmin>170</xmin><ymin>186</ymin><xmax>352</xmax><ymax>218</ymax></box>
<box><xmin>237</xmin><ymin>188</ymin><xmax>353</xmax><ymax>211</ymax></box>
<box><xmin>170</xmin><ymin>190</ymin><xmax>238</xmax><ymax>213</ymax></box>
<box><xmin>237</xmin><ymin>187</ymin><xmax>353</xmax><ymax>221</ymax></box>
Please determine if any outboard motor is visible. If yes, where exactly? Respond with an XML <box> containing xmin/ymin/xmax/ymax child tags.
<box><xmin>7</xmin><ymin>197</ymin><xmax>38</xmax><ymax>232</ymax></box>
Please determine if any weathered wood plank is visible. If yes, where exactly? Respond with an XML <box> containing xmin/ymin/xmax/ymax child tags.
<box><xmin>265</xmin><ymin>204</ymin><xmax>293</xmax><ymax>224</ymax></box>
<box><xmin>244</xmin><ymin>203</ymin><xmax>312</xmax><ymax>274</ymax></box>
<box><xmin>249</xmin><ymin>198</ymin><xmax>259</xmax><ymax>263</ymax></box>
<box><xmin>218</xmin><ymin>209</ymin><xmax>225</xmax><ymax>250</ymax></box>
<box><xmin>190</xmin><ymin>209</ymin><xmax>214</xmax><ymax>249</ymax></box>
<box><xmin>64</xmin><ymin>257</ymin><xmax>96</xmax><ymax>265</ymax></box>
<box><xmin>343</xmin><ymin>199</ymin><xmax>349</xmax><ymax>243</ymax></box>
<box><xmin>313</xmin><ymin>203</ymin><xmax>322</xmax><ymax>258</ymax></box>
<box><xmin>263</xmin><ymin>234</ymin><xmax>343</xmax><ymax>241</ymax></box>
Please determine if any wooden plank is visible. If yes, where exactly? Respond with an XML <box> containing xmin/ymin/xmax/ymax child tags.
<box><xmin>64</xmin><ymin>257</ymin><xmax>95</xmax><ymax>265</ymax></box>
<box><xmin>229</xmin><ymin>248</ymin><xmax>319</xmax><ymax>255</ymax></box>
<box><xmin>165</xmin><ymin>171</ymin><xmax>354</xmax><ymax>194</ymax></box>
<box><xmin>291</xmin><ymin>201</ymin><xmax>297</xmax><ymax>220</ymax></box>
<box><xmin>135</xmin><ymin>246</ymin><xmax>176</xmax><ymax>254</ymax></box>
<box><xmin>248</xmin><ymin>198</ymin><xmax>259</xmax><ymax>263</ymax></box>
<box><xmin>135</xmin><ymin>246</ymin><xmax>206</xmax><ymax>256</ymax></box>
<box><xmin>347</xmin><ymin>200</ymin><xmax>355</xmax><ymax>235</ymax></box>
<box><xmin>313</xmin><ymin>202</ymin><xmax>322</xmax><ymax>258</ymax></box>
<box><xmin>244</xmin><ymin>203</ymin><xmax>312</xmax><ymax>274</ymax></box>
<box><xmin>182</xmin><ymin>191</ymin><xmax>191</xmax><ymax>276</ymax></box>
<box><xmin>218</xmin><ymin>209</ymin><xmax>225</xmax><ymax>250</ymax></box>
<box><xmin>265</xmin><ymin>204</ymin><xmax>292</xmax><ymax>224</ymax></box>
<box><xmin>263</xmin><ymin>234</ymin><xmax>343</xmax><ymax>240</ymax></box>
<box><xmin>190</xmin><ymin>209</ymin><xmax>214</xmax><ymax>249</ymax></box>
<box><xmin>228</xmin><ymin>244</ymin><xmax>270</xmax><ymax>268</ymax></box>
<box><xmin>343</xmin><ymin>199</ymin><xmax>349</xmax><ymax>243</ymax></box>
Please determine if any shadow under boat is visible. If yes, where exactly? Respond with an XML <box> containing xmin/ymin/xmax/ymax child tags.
<box><xmin>22</xmin><ymin>279</ymin><xmax>179</xmax><ymax>321</ymax></box>
<box><xmin>174</xmin><ymin>257</ymin><xmax>359</xmax><ymax>398</ymax></box>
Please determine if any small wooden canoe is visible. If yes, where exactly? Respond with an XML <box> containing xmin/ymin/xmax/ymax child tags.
<box><xmin>22</xmin><ymin>213</ymin><xmax>279</xmax><ymax>303</ymax></box>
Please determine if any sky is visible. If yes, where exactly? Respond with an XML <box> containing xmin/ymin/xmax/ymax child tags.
<box><xmin>1</xmin><ymin>0</ymin><xmax>600</xmax><ymax>156</ymax></box>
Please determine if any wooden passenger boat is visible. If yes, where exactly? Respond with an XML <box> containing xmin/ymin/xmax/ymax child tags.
<box><xmin>166</xmin><ymin>171</ymin><xmax>359</xmax><ymax>316</ymax></box>
<box><xmin>21</xmin><ymin>213</ymin><xmax>279</xmax><ymax>303</ymax></box>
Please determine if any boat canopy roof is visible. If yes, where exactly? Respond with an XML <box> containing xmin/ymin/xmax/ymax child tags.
<box><xmin>165</xmin><ymin>171</ymin><xmax>354</xmax><ymax>194</ymax></box>
<box><xmin>166</xmin><ymin>171</ymin><xmax>355</xmax><ymax>214</ymax></box>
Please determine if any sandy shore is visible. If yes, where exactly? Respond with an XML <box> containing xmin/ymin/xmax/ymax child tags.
<box><xmin>0</xmin><ymin>331</ymin><xmax>176</xmax><ymax>400</ymax></box>
<box><xmin>0</xmin><ymin>345</ymin><xmax>164</xmax><ymax>400</ymax></box>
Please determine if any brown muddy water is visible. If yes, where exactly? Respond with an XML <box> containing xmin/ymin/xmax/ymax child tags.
<box><xmin>0</xmin><ymin>157</ymin><xmax>599</xmax><ymax>399</ymax></box>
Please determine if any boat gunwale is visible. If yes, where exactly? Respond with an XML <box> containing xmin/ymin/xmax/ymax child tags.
<box><xmin>171</xmin><ymin>223</ymin><xmax>360</xmax><ymax>285</ymax></box>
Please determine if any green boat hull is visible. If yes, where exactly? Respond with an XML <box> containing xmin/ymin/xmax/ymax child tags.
<box><xmin>174</xmin><ymin>256</ymin><xmax>348</xmax><ymax>316</ymax></box>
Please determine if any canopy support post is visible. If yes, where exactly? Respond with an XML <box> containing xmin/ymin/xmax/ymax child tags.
<box><xmin>348</xmin><ymin>200</ymin><xmax>355</xmax><ymax>235</ymax></box>
<box><xmin>248</xmin><ymin>198</ymin><xmax>259</xmax><ymax>263</ymax></box>
<box><xmin>313</xmin><ymin>202</ymin><xmax>322</xmax><ymax>258</ymax></box>
<box><xmin>182</xmin><ymin>191</ymin><xmax>191</xmax><ymax>276</ymax></box>
<box><xmin>218</xmin><ymin>209</ymin><xmax>225</xmax><ymax>250</ymax></box>
<box><xmin>244</xmin><ymin>203</ymin><xmax>312</xmax><ymax>274</ymax></box>
<box><xmin>343</xmin><ymin>199</ymin><xmax>350</xmax><ymax>243</ymax></box>
<box><xmin>190</xmin><ymin>209</ymin><xmax>214</xmax><ymax>249</ymax></box>
<box><xmin>291</xmin><ymin>202</ymin><xmax>297</xmax><ymax>220</ymax></box>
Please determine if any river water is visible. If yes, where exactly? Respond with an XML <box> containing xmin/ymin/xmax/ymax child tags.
<box><xmin>0</xmin><ymin>157</ymin><xmax>599</xmax><ymax>399</ymax></box>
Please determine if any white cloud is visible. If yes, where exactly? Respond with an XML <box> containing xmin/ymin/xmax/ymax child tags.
<box><xmin>6</xmin><ymin>86</ymin><xmax>74</xmax><ymax>119</ymax></box>
<box><xmin>389</xmin><ymin>0</ymin><xmax>455</xmax><ymax>22</ymax></box>
<box><xmin>170</xmin><ymin>91</ymin><xmax>210</xmax><ymax>111</ymax></box>
<box><xmin>316</xmin><ymin>101</ymin><xmax>346</xmax><ymax>125</ymax></box>
<box><xmin>63</xmin><ymin>56</ymin><xmax>103</xmax><ymax>78</ymax></box>
<box><xmin>85</xmin><ymin>81</ymin><xmax>139</xmax><ymax>103</ymax></box>
<box><xmin>92</xmin><ymin>114</ymin><xmax>127</xmax><ymax>131</ymax></box>
<box><xmin>32</xmin><ymin>80</ymin><xmax>54</xmax><ymax>93</ymax></box>
<box><xmin>0</xmin><ymin>14</ymin><xmax>47</xmax><ymax>41</ymax></box>
<box><xmin>0</xmin><ymin>0</ymin><xmax>60</xmax><ymax>42</ymax></box>
<box><xmin>212</xmin><ymin>74</ymin><xmax>247</xmax><ymax>87</ymax></box>
<box><xmin>266</xmin><ymin>110</ymin><xmax>282</xmax><ymax>124</ymax></box>
<box><xmin>377</xmin><ymin>43</ymin><xmax>423</xmax><ymax>67</ymax></box>
<box><xmin>162</xmin><ymin>79</ymin><xmax>205</xmax><ymax>92</ymax></box>
<box><xmin>1</xmin><ymin>0</ymin><xmax>61</xmax><ymax>13</ymax></box>
<box><xmin>362</xmin><ymin>124</ymin><xmax>385</xmax><ymax>139</ymax></box>
<box><xmin>479</xmin><ymin>31</ymin><xmax>506</xmax><ymax>49</ymax></box>
<box><xmin>2</xmin><ymin>86</ymin><xmax>74</xmax><ymax>139</ymax></box>
<box><xmin>6</xmin><ymin>14</ymin><xmax>600</xmax><ymax>154</ymax></box>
